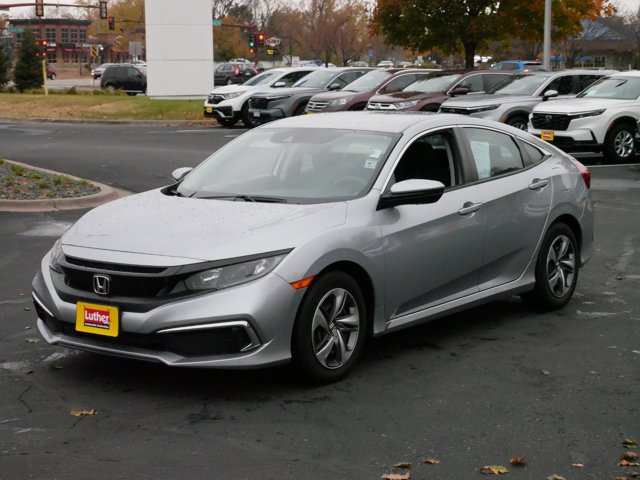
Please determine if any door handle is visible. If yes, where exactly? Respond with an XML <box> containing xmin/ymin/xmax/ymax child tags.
<box><xmin>529</xmin><ymin>178</ymin><xmax>550</xmax><ymax>190</ymax></box>
<box><xmin>458</xmin><ymin>201</ymin><xmax>482</xmax><ymax>215</ymax></box>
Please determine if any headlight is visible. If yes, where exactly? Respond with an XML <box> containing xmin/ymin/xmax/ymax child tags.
<box><xmin>569</xmin><ymin>109</ymin><xmax>606</xmax><ymax>119</ymax></box>
<box><xmin>328</xmin><ymin>98</ymin><xmax>348</xmax><ymax>107</ymax></box>
<box><xmin>220</xmin><ymin>91</ymin><xmax>243</xmax><ymax>100</ymax></box>
<box><xmin>394</xmin><ymin>100</ymin><xmax>418</xmax><ymax>110</ymax></box>
<box><xmin>49</xmin><ymin>239</ymin><xmax>63</xmax><ymax>273</ymax></box>
<box><xmin>265</xmin><ymin>94</ymin><xmax>292</xmax><ymax>101</ymax></box>
<box><xmin>468</xmin><ymin>104</ymin><xmax>499</xmax><ymax>113</ymax></box>
<box><xmin>185</xmin><ymin>254</ymin><xmax>286</xmax><ymax>291</ymax></box>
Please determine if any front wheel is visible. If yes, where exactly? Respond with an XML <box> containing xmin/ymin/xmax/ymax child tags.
<box><xmin>216</xmin><ymin>116</ymin><xmax>238</xmax><ymax>127</ymax></box>
<box><xmin>506</xmin><ymin>115</ymin><xmax>528</xmax><ymax>131</ymax></box>
<box><xmin>604</xmin><ymin>123</ymin><xmax>635</xmax><ymax>163</ymax></box>
<box><xmin>522</xmin><ymin>223</ymin><xmax>579</xmax><ymax>310</ymax></box>
<box><xmin>241</xmin><ymin>103</ymin><xmax>258</xmax><ymax>128</ymax></box>
<box><xmin>292</xmin><ymin>271</ymin><xmax>367</xmax><ymax>383</ymax></box>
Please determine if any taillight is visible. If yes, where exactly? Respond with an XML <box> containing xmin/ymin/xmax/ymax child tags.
<box><xmin>234</xmin><ymin>65</ymin><xmax>239</xmax><ymax>75</ymax></box>
<box><xmin>571</xmin><ymin>158</ymin><xmax>590</xmax><ymax>189</ymax></box>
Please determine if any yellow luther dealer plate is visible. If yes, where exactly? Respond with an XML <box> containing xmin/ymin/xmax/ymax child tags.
<box><xmin>205</xmin><ymin>107</ymin><xmax>213</xmax><ymax>113</ymax></box>
<box><xmin>541</xmin><ymin>130</ymin><xmax>554</xmax><ymax>141</ymax></box>
<box><xmin>76</xmin><ymin>302</ymin><xmax>119</xmax><ymax>337</ymax></box>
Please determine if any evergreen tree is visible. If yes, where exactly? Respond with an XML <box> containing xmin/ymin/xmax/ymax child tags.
<box><xmin>13</xmin><ymin>29</ymin><xmax>44</xmax><ymax>92</ymax></box>
<box><xmin>0</xmin><ymin>40</ymin><xmax>11</xmax><ymax>88</ymax></box>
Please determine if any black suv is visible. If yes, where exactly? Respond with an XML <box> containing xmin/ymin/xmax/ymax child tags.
<box><xmin>214</xmin><ymin>62</ymin><xmax>257</xmax><ymax>86</ymax></box>
<box><xmin>100</xmin><ymin>64</ymin><xmax>146</xmax><ymax>96</ymax></box>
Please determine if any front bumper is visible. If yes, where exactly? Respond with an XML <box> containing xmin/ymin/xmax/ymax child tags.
<box><xmin>32</xmin><ymin>254</ymin><xmax>301</xmax><ymax>369</ymax></box>
<box><xmin>247</xmin><ymin>107</ymin><xmax>285</xmax><ymax>125</ymax></box>
<box><xmin>528</xmin><ymin>126</ymin><xmax>602</xmax><ymax>153</ymax></box>
<box><xmin>203</xmin><ymin>104</ymin><xmax>236</xmax><ymax>120</ymax></box>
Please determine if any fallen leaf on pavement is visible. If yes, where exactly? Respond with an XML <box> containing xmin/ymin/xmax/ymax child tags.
<box><xmin>480</xmin><ymin>465</ymin><xmax>509</xmax><ymax>475</ymax></box>
<box><xmin>424</xmin><ymin>458</ymin><xmax>440</xmax><ymax>465</ymax></box>
<box><xmin>393</xmin><ymin>463</ymin><xmax>412</xmax><ymax>469</ymax></box>
<box><xmin>627</xmin><ymin>471</ymin><xmax>639</xmax><ymax>478</ymax></box>
<box><xmin>510</xmin><ymin>456</ymin><xmax>527</xmax><ymax>466</ymax></box>
<box><xmin>620</xmin><ymin>460</ymin><xmax>640</xmax><ymax>467</ymax></box>
<box><xmin>622</xmin><ymin>452</ymin><xmax>640</xmax><ymax>462</ymax></box>
<box><xmin>381</xmin><ymin>473</ymin><xmax>410</xmax><ymax>480</ymax></box>
<box><xmin>69</xmin><ymin>409</ymin><xmax>97</xmax><ymax>417</ymax></box>
<box><xmin>25</xmin><ymin>338</ymin><xmax>39</xmax><ymax>343</ymax></box>
<box><xmin>613</xmin><ymin>477</ymin><xmax>626</xmax><ymax>480</ymax></box>
<box><xmin>572</xmin><ymin>463</ymin><xmax>584</xmax><ymax>468</ymax></box>
<box><xmin>547</xmin><ymin>475</ymin><xmax>567</xmax><ymax>480</ymax></box>
<box><xmin>623</xmin><ymin>439</ymin><xmax>639</xmax><ymax>449</ymax></box>
<box><xmin>541</xmin><ymin>369</ymin><xmax>551</xmax><ymax>376</ymax></box>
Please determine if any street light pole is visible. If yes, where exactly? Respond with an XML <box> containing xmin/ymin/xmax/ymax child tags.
<box><xmin>543</xmin><ymin>0</ymin><xmax>551</xmax><ymax>70</ymax></box>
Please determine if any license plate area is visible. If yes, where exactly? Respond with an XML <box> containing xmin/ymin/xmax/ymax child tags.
<box><xmin>205</xmin><ymin>107</ymin><xmax>213</xmax><ymax>113</ymax></box>
<box><xmin>541</xmin><ymin>130</ymin><xmax>554</xmax><ymax>141</ymax></box>
<box><xmin>76</xmin><ymin>302</ymin><xmax>119</xmax><ymax>337</ymax></box>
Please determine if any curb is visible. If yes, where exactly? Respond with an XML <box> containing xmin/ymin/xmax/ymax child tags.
<box><xmin>0</xmin><ymin>159</ymin><xmax>130</xmax><ymax>213</ymax></box>
<box><xmin>0</xmin><ymin>116</ymin><xmax>223</xmax><ymax>127</ymax></box>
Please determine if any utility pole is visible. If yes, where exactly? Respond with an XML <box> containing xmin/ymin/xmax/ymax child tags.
<box><xmin>543</xmin><ymin>0</ymin><xmax>551</xmax><ymax>71</ymax></box>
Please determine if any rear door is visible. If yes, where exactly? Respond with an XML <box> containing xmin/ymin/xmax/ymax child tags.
<box><xmin>458</xmin><ymin>126</ymin><xmax>553</xmax><ymax>290</ymax></box>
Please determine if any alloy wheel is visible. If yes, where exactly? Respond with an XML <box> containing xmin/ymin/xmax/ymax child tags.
<box><xmin>545</xmin><ymin>234</ymin><xmax>576</xmax><ymax>298</ymax></box>
<box><xmin>614</xmin><ymin>129</ymin><xmax>634</xmax><ymax>159</ymax></box>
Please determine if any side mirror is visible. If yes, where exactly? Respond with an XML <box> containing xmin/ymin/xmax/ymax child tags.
<box><xmin>542</xmin><ymin>89</ymin><xmax>559</xmax><ymax>101</ymax></box>
<box><xmin>328</xmin><ymin>82</ymin><xmax>342</xmax><ymax>91</ymax></box>
<box><xmin>377</xmin><ymin>179</ymin><xmax>445</xmax><ymax>210</ymax></box>
<box><xmin>273</xmin><ymin>81</ymin><xmax>286</xmax><ymax>88</ymax></box>
<box><xmin>171</xmin><ymin>167</ymin><xmax>193</xmax><ymax>182</ymax></box>
<box><xmin>450</xmin><ymin>87</ymin><xmax>469</xmax><ymax>96</ymax></box>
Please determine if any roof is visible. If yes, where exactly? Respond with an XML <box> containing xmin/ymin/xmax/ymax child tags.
<box><xmin>10</xmin><ymin>18</ymin><xmax>92</xmax><ymax>26</ymax></box>
<box><xmin>261</xmin><ymin>111</ymin><xmax>492</xmax><ymax>134</ymax></box>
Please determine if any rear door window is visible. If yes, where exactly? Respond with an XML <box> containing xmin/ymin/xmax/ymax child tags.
<box><xmin>462</xmin><ymin>128</ymin><xmax>525</xmax><ymax>180</ymax></box>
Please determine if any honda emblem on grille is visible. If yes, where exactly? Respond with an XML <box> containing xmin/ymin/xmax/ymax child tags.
<box><xmin>545</xmin><ymin>115</ymin><xmax>553</xmax><ymax>124</ymax></box>
<box><xmin>93</xmin><ymin>274</ymin><xmax>111</xmax><ymax>295</ymax></box>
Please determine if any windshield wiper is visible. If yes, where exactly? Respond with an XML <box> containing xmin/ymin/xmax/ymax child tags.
<box><xmin>192</xmin><ymin>194</ymin><xmax>288</xmax><ymax>203</ymax></box>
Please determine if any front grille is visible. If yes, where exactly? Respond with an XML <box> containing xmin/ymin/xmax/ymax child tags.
<box><xmin>61</xmin><ymin>267</ymin><xmax>171</xmax><ymax>297</ymax></box>
<box><xmin>440</xmin><ymin>107</ymin><xmax>471</xmax><ymax>115</ymax></box>
<box><xmin>65</xmin><ymin>256</ymin><xmax>166</xmax><ymax>274</ymax></box>
<box><xmin>40</xmin><ymin>314</ymin><xmax>254</xmax><ymax>358</ymax></box>
<box><xmin>207</xmin><ymin>94</ymin><xmax>225</xmax><ymax>104</ymax></box>
<box><xmin>531</xmin><ymin>113</ymin><xmax>571</xmax><ymax>131</ymax></box>
<box><xmin>367</xmin><ymin>102</ymin><xmax>396</xmax><ymax>111</ymax></box>
<box><xmin>306</xmin><ymin>100</ymin><xmax>328</xmax><ymax>112</ymax></box>
<box><xmin>249</xmin><ymin>97</ymin><xmax>269</xmax><ymax>110</ymax></box>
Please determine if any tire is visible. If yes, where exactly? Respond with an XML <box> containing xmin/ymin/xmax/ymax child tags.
<box><xmin>226</xmin><ymin>78</ymin><xmax>234</xmax><ymax>85</ymax></box>
<box><xmin>49</xmin><ymin>73</ymin><xmax>56</xmax><ymax>80</ymax></box>
<box><xmin>603</xmin><ymin>123</ymin><xmax>635</xmax><ymax>163</ymax></box>
<box><xmin>292</xmin><ymin>104</ymin><xmax>307</xmax><ymax>116</ymax></box>
<box><xmin>126</xmin><ymin>91</ymin><xmax>136</xmax><ymax>96</ymax></box>
<box><xmin>292</xmin><ymin>271</ymin><xmax>367</xmax><ymax>383</ymax></box>
<box><xmin>522</xmin><ymin>223</ymin><xmax>579</xmax><ymax>310</ymax></box>
<box><xmin>506</xmin><ymin>114</ymin><xmax>528</xmax><ymax>131</ymax></box>
<box><xmin>241</xmin><ymin>103</ymin><xmax>258</xmax><ymax>128</ymax></box>
<box><xmin>216</xmin><ymin>116</ymin><xmax>238</xmax><ymax>127</ymax></box>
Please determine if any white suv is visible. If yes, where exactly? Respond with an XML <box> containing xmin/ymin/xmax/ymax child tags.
<box><xmin>529</xmin><ymin>70</ymin><xmax>640</xmax><ymax>163</ymax></box>
<box><xmin>203</xmin><ymin>67</ymin><xmax>317</xmax><ymax>127</ymax></box>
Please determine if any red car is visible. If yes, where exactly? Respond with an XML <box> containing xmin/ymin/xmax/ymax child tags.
<box><xmin>46</xmin><ymin>64</ymin><xmax>57</xmax><ymax>80</ymax></box>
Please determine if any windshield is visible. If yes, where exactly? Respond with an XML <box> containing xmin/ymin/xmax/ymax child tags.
<box><xmin>487</xmin><ymin>73</ymin><xmax>551</xmax><ymax>95</ymax></box>
<box><xmin>243</xmin><ymin>71</ymin><xmax>279</xmax><ymax>86</ymax></box>
<box><xmin>577</xmin><ymin>77</ymin><xmax>640</xmax><ymax>100</ymax></box>
<box><xmin>402</xmin><ymin>74</ymin><xmax>461</xmax><ymax>93</ymax></box>
<box><xmin>176</xmin><ymin>128</ymin><xmax>400</xmax><ymax>203</ymax></box>
<box><xmin>293</xmin><ymin>70</ymin><xmax>340</xmax><ymax>88</ymax></box>
<box><xmin>343</xmin><ymin>70</ymin><xmax>393</xmax><ymax>92</ymax></box>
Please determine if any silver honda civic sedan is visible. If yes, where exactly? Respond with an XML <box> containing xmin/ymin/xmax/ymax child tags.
<box><xmin>32</xmin><ymin>112</ymin><xmax>594</xmax><ymax>383</ymax></box>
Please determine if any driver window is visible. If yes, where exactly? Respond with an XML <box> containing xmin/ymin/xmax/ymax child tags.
<box><xmin>392</xmin><ymin>132</ymin><xmax>456</xmax><ymax>188</ymax></box>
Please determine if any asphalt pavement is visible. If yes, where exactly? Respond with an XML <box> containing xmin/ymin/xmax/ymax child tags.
<box><xmin>0</xmin><ymin>121</ymin><xmax>638</xmax><ymax>479</ymax></box>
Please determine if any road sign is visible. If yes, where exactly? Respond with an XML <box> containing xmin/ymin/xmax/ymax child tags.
<box><xmin>6</xmin><ymin>27</ymin><xmax>24</xmax><ymax>33</ymax></box>
<box><xmin>265</xmin><ymin>37</ymin><xmax>281</xmax><ymax>47</ymax></box>
<box><xmin>212</xmin><ymin>19</ymin><xmax>222</xmax><ymax>26</ymax></box>
<box><xmin>91</xmin><ymin>45</ymin><xmax>98</xmax><ymax>58</ymax></box>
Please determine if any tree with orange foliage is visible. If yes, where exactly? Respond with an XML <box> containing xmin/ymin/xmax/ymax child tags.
<box><xmin>372</xmin><ymin>0</ymin><xmax>615</xmax><ymax>70</ymax></box>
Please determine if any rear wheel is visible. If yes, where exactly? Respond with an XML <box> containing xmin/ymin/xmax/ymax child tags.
<box><xmin>293</xmin><ymin>104</ymin><xmax>307</xmax><ymax>116</ymax></box>
<box><xmin>604</xmin><ymin>123</ymin><xmax>635</xmax><ymax>163</ymax></box>
<box><xmin>522</xmin><ymin>223</ymin><xmax>578</xmax><ymax>310</ymax></box>
<box><xmin>292</xmin><ymin>271</ymin><xmax>367</xmax><ymax>383</ymax></box>
<box><xmin>49</xmin><ymin>73</ymin><xmax>56</xmax><ymax>80</ymax></box>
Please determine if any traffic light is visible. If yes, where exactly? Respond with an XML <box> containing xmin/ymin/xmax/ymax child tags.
<box><xmin>248</xmin><ymin>33</ymin><xmax>255</xmax><ymax>49</ymax></box>
<box><xmin>35</xmin><ymin>0</ymin><xmax>44</xmax><ymax>17</ymax></box>
<box><xmin>34</xmin><ymin>40</ymin><xmax>47</xmax><ymax>57</ymax></box>
<box><xmin>99</xmin><ymin>1</ymin><xmax>108</xmax><ymax>20</ymax></box>
<box><xmin>108</xmin><ymin>16</ymin><xmax>115</xmax><ymax>30</ymax></box>
<box><xmin>257</xmin><ymin>32</ymin><xmax>265</xmax><ymax>47</ymax></box>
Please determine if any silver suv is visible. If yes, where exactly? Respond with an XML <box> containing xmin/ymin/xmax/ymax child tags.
<box><xmin>440</xmin><ymin>69</ymin><xmax>616</xmax><ymax>130</ymax></box>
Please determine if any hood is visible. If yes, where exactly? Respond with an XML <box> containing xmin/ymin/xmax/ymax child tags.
<box><xmin>311</xmin><ymin>91</ymin><xmax>359</xmax><ymax>102</ymax></box>
<box><xmin>442</xmin><ymin>94</ymin><xmax>535</xmax><ymax>108</ymax></box>
<box><xmin>209</xmin><ymin>85</ymin><xmax>252</xmax><ymax>95</ymax></box>
<box><xmin>251</xmin><ymin>87</ymin><xmax>320</xmax><ymax>98</ymax></box>
<box><xmin>532</xmin><ymin>98</ymin><xmax>634</xmax><ymax>114</ymax></box>
<box><xmin>62</xmin><ymin>189</ymin><xmax>347</xmax><ymax>265</ymax></box>
<box><xmin>369</xmin><ymin>91</ymin><xmax>441</xmax><ymax>103</ymax></box>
